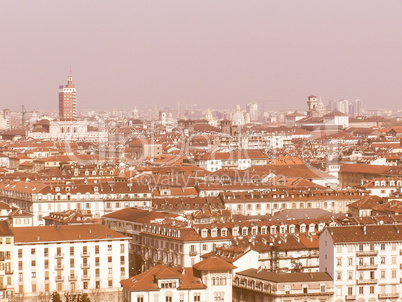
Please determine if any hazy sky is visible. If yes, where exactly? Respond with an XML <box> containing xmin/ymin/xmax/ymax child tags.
<box><xmin>1</xmin><ymin>1</ymin><xmax>402</xmax><ymax>112</ymax></box>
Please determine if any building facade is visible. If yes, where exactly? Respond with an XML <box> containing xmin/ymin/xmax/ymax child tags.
<box><xmin>12</xmin><ymin>224</ymin><xmax>129</xmax><ymax>301</ymax></box>
<box><xmin>59</xmin><ymin>75</ymin><xmax>77</xmax><ymax>119</ymax></box>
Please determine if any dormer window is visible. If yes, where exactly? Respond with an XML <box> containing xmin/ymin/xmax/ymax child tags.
<box><xmin>201</xmin><ymin>229</ymin><xmax>208</xmax><ymax>238</ymax></box>
<box><xmin>289</xmin><ymin>226</ymin><xmax>295</xmax><ymax>233</ymax></box>
<box><xmin>211</xmin><ymin>229</ymin><xmax>217</xmax><ymax>237</ymax></box>
<box><xmin>221</xmin><ymin>229</ymin><xmax>227</xmax><ymax>237</ymax></box>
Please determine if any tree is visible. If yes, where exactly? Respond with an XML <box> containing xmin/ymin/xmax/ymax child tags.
<box><xmin>79</xmin><ymin>293</ymin><xmax>91</xmax><ymax>302</ymax></box>
<box><xmin>51</xmin><ymin>292</ymin><xmax>62</xmax><ymax>302</ymax></box>
<box><xmin>89</xmin><ymin>288</ymin><xmax>105</xmax><ymax>302</ymax></box>
<box><xmin>290</xmin><ymin>260</ymin><xmax>303</xmax><ymax>273</ymax></box>
<box><xmin>37</xmin><ymin>292</ymin><xmax>52</xmax><ymax>302</ymax></box>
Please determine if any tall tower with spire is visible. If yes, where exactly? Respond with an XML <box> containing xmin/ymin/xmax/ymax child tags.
<box><xmin>58</xmin><ymin>75</ymin><xmax>77</xmax><ymax>119</ymax></box>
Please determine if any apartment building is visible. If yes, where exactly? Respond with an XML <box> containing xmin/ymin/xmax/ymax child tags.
<box><xmin>319</xmin><ymin>224</ymin><xmax>402</xmax><ymax>301</ymax></box>
<box><xmin>233</xmin><ymin>269</ymin><xmax>334</xmax><ymax>302</ymax></box>
<box><xmin>0</xmin><ymin>221</ymin><xmax>13</xmax><ymax>301</ymax></box>
<box><xmin>12</xmin><ymin>224</ymin><xmax>129</xmax><ymax>301</ymax></box>
<box><xmin>102</xmin><ymin>208</ymin><xmax>178</xmax><ymax>275</ymax></box>
<box><xmin>197</xmin><ymin>150</ymin><xmax>267</xmax><ymax>172</ymax></box>
<box><xmin>121</xmin><ymin>256</ymin><xmax>235</xmax><ymax>302</ymax></box>
<box><xmin>221</xmin><ymin>189</ymin><xmax>365</xmax><ymax>216</ymax></box>
<box><xmin>0</xmin><ymin>180</ymin><xmax>152</xmax><ymax>225</ymax></box>
<box><xmin>359</xmin><ymin>177</ymin><xmax>402</xmax><ymax>198</ymax></box>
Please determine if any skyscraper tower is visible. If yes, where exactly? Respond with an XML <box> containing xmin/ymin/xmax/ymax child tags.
<box><xmin>59</xmin><ymin>75</ymin><xmax>77</xmax><ymax>119</ymax></box>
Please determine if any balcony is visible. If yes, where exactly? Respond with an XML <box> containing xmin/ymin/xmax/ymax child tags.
<box><xmin>55</xmin><ymin>265</ymin><xmax>64</xmax><ymax>270</ymax></box>
<box><xmin>81</xmin><ymin>251</ymin><xmax>90</xmax><ymax>257</ymax></box>
<box><xmin>68</xmin><ymin>275</ymin><xmax>78</xmax><ymax>281</ymax></box>
<box><xmin>82</xmin><ymin>274</ymin><xmax>90</xmax><ymax>280</ymax></box>
<box><xmin>55</xmin><ymin>253</ymin><xmax>64</xmax><ymax>259</ymax></box>
<box><xmin>378</xmin><ymin>293</ymin><xmax>400</xmax><ymax>299</ymax></box>
<box><xmin>357</xmin><ymin>264</ymin><xmax>377</xmax><ymax>270</ymax></box>
<box><xmin>356</xmin><ymin>279</ymin><xmax>377</xmax><ymax>285</ymax></box>
<box><xmin>345</xmin><ymin>295</ymin><xmax>356</xmax><ymax>301</ymax></box>
<box><xmin>189</xmin><ymin>251</ymin><xmax>197</xmax><ymax>256</ymax></box>
<box><xmin>81</xmin><ymin>263</ymin><xmax>90</xmax><ymax>269</ymax></box>
<box><xmin>356</xmin><ymin>250</ymin><xmax>378</xmax><ymax>257</ymax></box>
<box><xmin>55</xmin><ymin>276</ymin><xmax>64</xmax><ymax>282</ymax></box>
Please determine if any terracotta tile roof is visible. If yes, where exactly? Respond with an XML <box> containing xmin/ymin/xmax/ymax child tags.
<box><xmin>12</xmin><ymin>224</ymin><xmax>128</xmax><ymax>243</ymax></box>
<box><xmin>121</xmin><ymin>265</ymin><xmax>205</xmax><ymax>291</ymax></box>
<box><xmin>237</xmin><ymin>269</ymin><xmax>332</xmax><ymax>282</ymax></box>
<box><xmin>0</xmin><ymin>221</ymin><xmax>13</xmax><ymax>236</ymax></box>
<box><xmin>327</xmin><ymin>224</ymin><xmax>402</xmax><ymax>243</ymax></box>
<box><xmin>102</xmin><ymin>208</ymin><xmax>178</xmax><ymax>223</ymax></box>
<box><xmin>192</xmin><ymin>256</ymin><xmax>236</xmax><ymax>271</ymax></box>
<box><xmin>347</xmin><ymin>195</ymin><xmax>384</xmax><ymax>209</ymax></box>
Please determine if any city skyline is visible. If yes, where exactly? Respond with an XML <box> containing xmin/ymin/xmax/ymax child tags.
<box><xmin>1</xmin><ymin>1</ymin><xmax>402</xmax><ymax>111</ymax></box>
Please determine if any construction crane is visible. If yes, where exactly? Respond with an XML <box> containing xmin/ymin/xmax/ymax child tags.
<box><xmin>21</xmin><ymin>105</ymin><xmax>35</xmax><ymax>130</ymax></box>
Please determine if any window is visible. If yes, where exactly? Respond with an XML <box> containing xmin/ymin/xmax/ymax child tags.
<box><xmin>44</xmin><ymin>248</ymin><xmax>48</xmax><ymax>257</ymax></box>
<box><xmin>348</xmin><ymin>287</ymin><xmax>353</xmax><ymax>296</ymax></box>
<box><xmin>381</xmin><ymin>257</ymin><xmax>385</xmax><ymax>264</ymax></box>
<box><xmin>95</xmin><ymin>245</ymin><xmax>99</xmax><ymax>254</ymax></box>
<box><xmin>320</xmin><ymin>284</ymin><xmax>326</xmax><ymax>293</ymax></box>
<box><xmin>370</xmin><ymin>286</ymin><xmax>374</xmax><ymax>294</ymax></box>
<box><xmin>137</xmin><ymin>297</ymin><xmax>144</xmax><ymax>302</ymax></box>
<box><xmin>194</xmin><ymin>294</ymin><xmax>201</xmax><ymax>302</ymax></box>
<box><xmin>337</xmin><ymin>258</ymin><xmax>341</xmax><ymax>266</ymax></box>
<box><xmin>108</xmin><ymin>245</ymin><xmax>112</xmax><ymax>252</ymax></box>
<box><xmin>381</xmin><ymin>243</ymin><xmax>385</xmax><ymax>250</ymax></box>
<box><xmin>359</xmin><ymin>286</ymin><xmax>364</xmax><ymax>295</ymax></box>
<box><xmin>108</xmin><ymin>280</ymin><xmax>113</xmax><ymax>288</ymax></box>
<box><xmin>348</xmin><ymin>258</ymin><xmax>352</xmax><ymax>266</ymax></box>
<box><xmin>18</xmin><ymin>249</ymin><xmax>22</xmax><ymax>258</ymax></box>
<box><xmin>31</xmin><ymin>248</ymin><xmax>36</xmax><ymax>255</ymax></box>
<box><xmin>108</xmin><ymin>256</ymin><xmax>112</xmax><ymax>263</ymax></box>
<box><xmin>303</xmin><ymin>286</ymin><xmax>308</xmax><ymax>293</ymax></box>
<box><xmin>202</xmin><ymin>244</ymin><xmax>207</xmax><ymax>251</ymax></box>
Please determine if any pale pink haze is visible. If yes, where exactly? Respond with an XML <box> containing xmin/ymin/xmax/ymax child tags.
<box><xmin>1</xmin><ymin>0</ymin><xmax>402</xmax><ymax>111</ymax></box>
